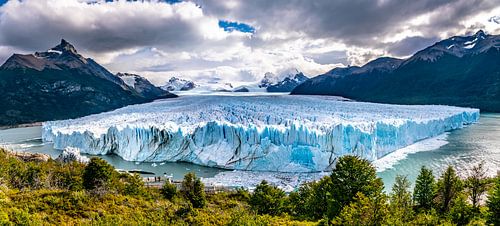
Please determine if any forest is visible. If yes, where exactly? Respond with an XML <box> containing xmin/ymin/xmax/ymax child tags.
<box><xmin>0</xmin><ymin>148</ymin><xmax>499</xmax><ymax>225</ymax></box>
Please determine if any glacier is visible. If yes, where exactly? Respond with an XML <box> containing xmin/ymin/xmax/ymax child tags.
<box><xmin>42</xmin><ymin>95</ymin><xmax>479</xmax><ymax>172</ymax></box>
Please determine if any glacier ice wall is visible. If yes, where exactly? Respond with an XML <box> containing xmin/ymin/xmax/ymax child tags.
<box><xmin>42</xmin><ymin>95</ymin><xmax>479</xmax><ymax>172</ymax></box>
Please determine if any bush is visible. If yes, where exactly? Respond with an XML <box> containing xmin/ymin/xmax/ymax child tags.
<box><xmin>123</xmin><ymin>173</ymin><xmax>146</xmax><ymax>196</ymax></box>
<box><xmin>333</xmin><ymin>192</ymin><xmax>389</xmax><ymax>225</ymax></box>
<box><xmin>249</xmin><ymin>180</ymin><xmax>286</xmax><ymax>216</ymax></box>
<box><xmin>82</xmin><ymin>157</ymin><xmax>116</xmax><ymax>191</ymax></box>
<box><xmin>50</xmin><ymin>161</ymin><xmax>84</xmax><ymax>191</ymax></box>
<box><xmin>288</xmin><ymin>179</ymin><xmax>330</xmax><ymax>220</ymax></box>
<box><xmin>161</xmin><ymin>180</ymin><xmax>178</xmax><ymax>200</ymax></box>
<box><xmin>448</xmin><ymin>193</ymin><xmax>473</xmax><ymax>225</ymax></box>
<box><xmin>487</xmin><ymin>176</ymin><xmax>500</xmax><ymax>225</ymax></box>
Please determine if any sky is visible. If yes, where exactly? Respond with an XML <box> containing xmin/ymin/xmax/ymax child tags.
<box><xmin>0</xmin><ymin>0</ymin><xmax>499</xmax><ymax>85</ymax></box>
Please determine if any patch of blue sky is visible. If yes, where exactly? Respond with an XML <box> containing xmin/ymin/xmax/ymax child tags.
<box><xmin>91</xmin><ymin>0</ymin><xmax>182</xmax><ymax>4</ymax></box>
<box><xmin>218</xmin><ymin>20</ymin><xmax>255</xmax><ymax>33</ymax></box>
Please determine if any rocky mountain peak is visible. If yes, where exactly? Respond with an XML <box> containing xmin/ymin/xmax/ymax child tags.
<box><xmin>161</xmin><ymin>76</ymin><xmax>196</xmax><ymax>91</ymax></box>
<box><xmin>51</xmin><ymin>39</ymin><xmax>79</xmax><ymax>55</ymax></box>
<box><xmin>474</xmin><ymin>29</ymin><xmax>486</xmax><ymax>38</ymax></box>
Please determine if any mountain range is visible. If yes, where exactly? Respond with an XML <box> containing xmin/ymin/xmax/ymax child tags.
<box><xmin>259</xmin><ymin>68</ymin><xmax>309</xmax><ymax>92</ymax></box>
<box><xmin>231</xmin><ymin>68</ymin><xmax>308</xmax><ymax>93</ymax></box>
<box><xmin>2</xmin><ymin>30</ymin><xmax>499</xmax><ymax>126</ymax></box>
<box><xmin>0</xmin><ymin>39</ymin><xmax>175</xmax><ymax>126</ymax></box>
<box><xmin>292</xmin><ymin>30</ymin><xmax>500</xmax><ymax>112</ymax></box>
<box><xmin>160</xmin><ymin>77</ymin><xmax>197</xmax><ymax>91</ymax></box>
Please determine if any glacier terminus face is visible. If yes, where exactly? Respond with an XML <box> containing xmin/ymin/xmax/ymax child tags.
<box><xmin>42</xmin><ymin>95</ymin><xmax>479</xmax><ymax>172</ymax></box>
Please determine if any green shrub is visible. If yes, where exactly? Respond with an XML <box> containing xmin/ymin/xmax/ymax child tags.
<box><xmin>487</xmin><ymin>176</ymin><xmax>500</xmax><ymax>225</ymax></box>
<box><xmin>123</xmin><ymin>173</ymin><xmax>146</xmax><ymax>196</ymax></box>
<box><xmin>249</xmin><ymin>180</ymin><xmax>286</xmax><ymax>216</ymax></box>
<box><xmin>82</xmin><ymin>157</ymin><xmax>116</xmax><ymax>191</ymax></box>
<box><xmin>160</xmin><ymin>180</ymin><xmax>178</xmax><ymax>200</ymax></box>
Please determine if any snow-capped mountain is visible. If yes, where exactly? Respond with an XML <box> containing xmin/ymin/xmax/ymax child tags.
<box><xmin>0</xmin><ymin>39</ymin><xmax>175</xmax><ymax>126</ymax></box>
<box><xmin>117</xmin><ymin>73</ymin><xmax>171</xmax><ymax>99</ymax></box>
<box><xmin>292</xmin><ymin>30</ymin><xmax>500</xmax><ymax>112</ymax></box>
<box><xmin>408</xmin><ymin>30</ymin><xmax>500</xmax><ymax>63</ymax></box>
<box><xmin>259</xmin><ymin>68</ymin><xmax>300</xmax><ymax>87</ymax></box>
<box><xmin>258</xmin><ymin>68</ymin><xmax>308</xmax><ymax>92</ymax></box>
<box><xmin>160</xmin><ymin>77</ymin><xmax>197</xmax><ymax>91</ymax></box>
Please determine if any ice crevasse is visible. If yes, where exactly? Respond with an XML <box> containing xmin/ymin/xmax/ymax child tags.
<box><xmin>42</xmin><ymin>95</ymin><xmax>480</xmax><ymax>172</ymax></box>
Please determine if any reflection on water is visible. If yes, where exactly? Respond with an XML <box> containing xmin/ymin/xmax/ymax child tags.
<box><xmin>1</xmin><ymin>114</ymin><xmax>499</xmax><ymax>189</ymax></box>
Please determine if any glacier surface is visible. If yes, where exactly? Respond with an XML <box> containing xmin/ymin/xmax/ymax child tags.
<box><xmin>42</xmin><ymin>95</ymin><xmax>479</xmax><ymax>172</ymax></box>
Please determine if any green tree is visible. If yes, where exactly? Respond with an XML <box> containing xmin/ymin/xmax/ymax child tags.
<box><xmin>328</xmin><ymin>155</ymin><xmax>383</xmax><ymax>219</ymax></box>
<box><xmin>388</xmin><ymin>175</ymin><xmax>414</xmax><ymax>224</ymax></box>
<box><xmin>287</xmin><ymin>185</ymin><xmax>309</xmax><ymax>218</ymax></box>
<box><xmin>487</xmin><ymin>175</ymin><xmax>500</xmax><ymax>225</ymax></box>
<box><xmin>288</xmin><ymin>176</ymin><xmax>331</xmax><ymax>220</ymax></box>
<box><xmin>333</xmin><ymin>192</ymin><xmax>389</xmax><ymax>225</ymax></box>
<box><xmin>465</xmin><ymin>161</ymin><xmax>489</xmax><ymax>209</ymax></box>
<box><xmin>448</xmin><ymin>193</ymin><xmax>473</xmax><ymax>226</ymax></box>
<box><xmin>82</xmin><ymin>157</ymin><xmax>115</xmax><ymax>190</ymax></box>
<box><xmin>413</xmin><ymin>166</ymin><xmax>436</xmax><ymax>211</ymax></box>
<box><xmin>249</xmin><ymin>180</ymin><xmax>286</xmax><ymax>216</ymax></box>
<box><xmin>160</xmin><ymin>180</ymin><xmax>178</xmax><ymax>200</ymax></box>
<box><xmin>435</xmin><ymin>166</ymin><xmax>463</xmax><ymax>213</ymax></box>
<box><xmin>410</xmin><ymin>209</ymin><xmax>446</xmax><ymax>225</ymax></box>
<box><xmin>123</xmin><ymin>173</ymin><xmax>146</xmax><ymax>196</ymax></box>
<box><xmin>181</xmin><ymin>172</ymin><xmax>206</xmax><ymax>208</ymax></box>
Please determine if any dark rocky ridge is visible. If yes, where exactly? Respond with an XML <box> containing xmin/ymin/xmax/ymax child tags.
<box><xmin>0</xmin><ymin>39</ymin><xmax>176</xmax><ymax>126</ymax></box>
<box><xmin>292</xmin><ymin>30</ymin><xmax>500</xmax><ymax>112</ymax></box>
<box><xmin>116</xmin><ymin>73</ymin><xmax>174</xmax><ymax>99</ymax></box>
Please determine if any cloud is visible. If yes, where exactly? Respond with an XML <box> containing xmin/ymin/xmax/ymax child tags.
<box><xmin>195</xmin><ymin>0</ymin><xmax>494</xmax><ymax>45</ymax></box>
<box><xmin>0</xmin><ymin>0</ymin><xmax>499</xmax><ymax>85</ymax></box>
<box><xmin>0</xmin><ymin>0</ymin><xmax>236</xmax><ymax>52</ymax></box>
<box><xmin>490</xmin><ymin>16</ymin><xmax>500</xmax><ymax>24</ymax></box>
<box><xmin>387</xmin><ymin>36</ymin><xmax>440</xmax><ymax>57</ymax></box>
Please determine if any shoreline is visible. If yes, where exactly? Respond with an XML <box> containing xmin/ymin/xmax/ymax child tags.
<box><xmin>0</xmin><ymin>122</ymin><xmax>43</xmax><ymax>130</ymax></box>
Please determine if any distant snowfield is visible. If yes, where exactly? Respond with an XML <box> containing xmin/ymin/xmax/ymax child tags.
<box><xmin>42</xmin><ymin>95</ymin><xmax>479</xmax><ymax>172</ymax></box>
<box><xmin>171</xmin><ymin>90</ymin><xmax>286</xmax><ymax>96</ymax></box>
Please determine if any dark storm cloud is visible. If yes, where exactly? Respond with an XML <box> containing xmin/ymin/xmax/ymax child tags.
<box><xmin>387</xmin><ymin>36</ymin><xmax>440</xmax><ymax>57</ymax></box>
<box><xmin>0</xmin><ymin>1</ymin><xmax>227</xmax><ymax>54</ymax></box>
<box><xmin>194</xmin><ymin>0</ymin><xmax>498</xmax><ymax>47</ymax></box>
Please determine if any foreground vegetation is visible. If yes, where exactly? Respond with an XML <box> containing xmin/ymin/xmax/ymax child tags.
<box><xmin>0</xmin><ymin>148</ymin><xmax>499</xmax><ymax>225</ymax></box>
